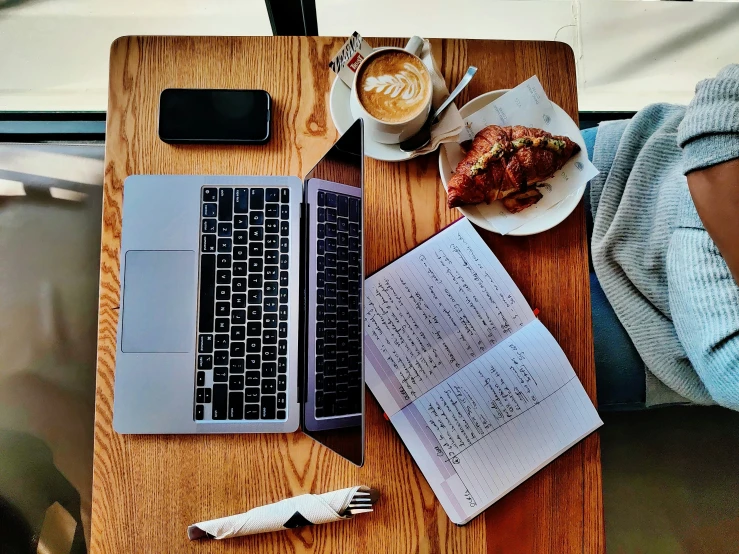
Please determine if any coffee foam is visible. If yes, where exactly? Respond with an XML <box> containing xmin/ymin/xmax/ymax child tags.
<box><xmin>357</xmin><ymin>51</ymin><xmax>431</xmax><ymax>123</ymax></box>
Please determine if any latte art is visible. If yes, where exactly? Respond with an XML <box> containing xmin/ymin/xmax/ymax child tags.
<box><xmin>357</xmin><ymin>51</ymin><xmax>431</xmax><ymax>123</ymax></box>
<box><xmin>362</xmin><ymin>62</ymin><xmax>427</xmax><ymax>102</ymax></box>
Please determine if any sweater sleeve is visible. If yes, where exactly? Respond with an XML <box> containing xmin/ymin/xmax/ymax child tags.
<box><xmin>668</xmin><ymin>222</ymin><xmax>739</xmax><ymax>410</ymax></box>
<box><xmin>677</xmin><ymin>64</ymin><xmax>739</xmax><ymax>174</ymax></box>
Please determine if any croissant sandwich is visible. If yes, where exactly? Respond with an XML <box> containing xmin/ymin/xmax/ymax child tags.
<box><xmin>447</xmin><ymin>125</ymin><xmax>580</xmax><ymax>213</ymax></box>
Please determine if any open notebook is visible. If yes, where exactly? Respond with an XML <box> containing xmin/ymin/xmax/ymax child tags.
<box><xmin>364</xmin><ymin>218</ymin><xmax>603</xmax><ymax>524</ymax></box>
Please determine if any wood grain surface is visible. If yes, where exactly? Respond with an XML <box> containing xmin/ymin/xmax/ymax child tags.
<box><xmin>94</xmin><ymin>36</ymin><xmax>603</xmax><ymax>554</ymax></box>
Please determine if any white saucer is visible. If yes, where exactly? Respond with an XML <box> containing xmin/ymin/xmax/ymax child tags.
<box><xmin>329</xmin><ymin>77</ymin><xmax>414</xmax><ymax>163</ymax></box>
<box><xmin>439</xmin><ymin>90</ymin><xmax>587</xmax><ymax>236</ymax></box>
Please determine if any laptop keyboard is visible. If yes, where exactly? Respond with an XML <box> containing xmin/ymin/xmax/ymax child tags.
<box><xmin>196</xmin><ymin>186</ymin><xmax>290</xmax><ymax>422</ymax></box>
<box><xmin>314</xmin><ymin>190</ymin><xmax>362</xmax><ymax>418</ymax></box>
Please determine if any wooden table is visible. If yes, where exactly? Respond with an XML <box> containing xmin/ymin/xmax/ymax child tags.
<box><xmin>94</xmin><ymin>36</ymin><xmax>602</xmax><ymax>553</ymax></box>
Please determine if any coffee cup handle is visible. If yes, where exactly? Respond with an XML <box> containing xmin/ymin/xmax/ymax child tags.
<box><xmin>404</xmin><ymin>36</ymin><xmax>424</xmax><ymax>57</ymax></box>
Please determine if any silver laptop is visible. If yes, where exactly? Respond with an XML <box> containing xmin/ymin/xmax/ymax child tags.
<box><xmin>113</xmin><ymin>120</ymin><xmax>364</xmax><ymax>465</ymax></box>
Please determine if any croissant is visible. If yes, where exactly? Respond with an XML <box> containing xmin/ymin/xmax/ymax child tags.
<box><xmin>447</xmin><ymin>125</ymin><xmax>580</xmax><ymax>210</ymax></box>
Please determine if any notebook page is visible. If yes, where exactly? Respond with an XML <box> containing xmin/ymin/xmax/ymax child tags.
<box><xmin>364</xmin><ymin>219</ymin><xmax>534</xmax><ymax>415</ymax></box>
<box><xmin>389</xmin><ymin>319</ymin><xmax>602</xmax><ymax>524</ymax></box>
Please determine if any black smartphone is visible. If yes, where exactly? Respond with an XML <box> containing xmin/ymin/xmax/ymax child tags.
<box><xmin>158</xmin><ymin>89</ymin><xmax>271</xmax><ymax>145</ymax></box>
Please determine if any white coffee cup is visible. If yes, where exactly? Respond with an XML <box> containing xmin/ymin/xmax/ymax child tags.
<box><xmin>349</xmin><ymin>37</ymin><xmax>432</xmax><ymax>145</ymax></box>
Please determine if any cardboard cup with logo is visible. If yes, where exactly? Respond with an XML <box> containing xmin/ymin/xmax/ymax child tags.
<box><xmin>349</xmin><ymin>37</ymin><xmax>433</xmax><ymax>145</ymax></box>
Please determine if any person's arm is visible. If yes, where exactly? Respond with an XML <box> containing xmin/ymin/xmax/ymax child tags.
<box><xmin>687</xmin><ymin>160</ymin><xmax>739</xmax><ymax>283</ymax></box>
<box><xmin>678</xmin><ymin>64</ymin><xmax>739</xmax><ymax>284</ymax></box>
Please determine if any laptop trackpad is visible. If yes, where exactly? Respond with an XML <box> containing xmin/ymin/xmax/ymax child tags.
<box><xmin>122</xmin><ymin>250</ymin><xmax>196</xmax><ymax>353</ymax></box>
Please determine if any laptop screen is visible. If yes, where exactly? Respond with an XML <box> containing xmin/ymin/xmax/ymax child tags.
<box><xmin>302</xmin><ymin>119</ymin><xmax>364</xmax><ymax>465</ymax></box>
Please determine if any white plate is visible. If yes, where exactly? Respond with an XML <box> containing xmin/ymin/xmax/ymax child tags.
<box><xmin>329</xmin><ymin>77</ymin><xmax>414</xmax><ymax>163</ymax></box>
<box><xmin>439</xmin><ymin>90</ymin><xmax>587</xmax><ymax>236</ymax></box>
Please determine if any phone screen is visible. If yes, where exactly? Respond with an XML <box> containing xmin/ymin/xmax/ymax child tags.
<box><xmin>158</xmin><ymin>89</ymin><xmax>271</xmax><ymax>144</ymax></box>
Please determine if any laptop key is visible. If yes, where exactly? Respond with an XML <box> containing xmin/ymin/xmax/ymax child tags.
<box><xmin>195</xmin><ymin>405</ymin><xmax>204</xmax><ymax>420</ymax></box>
<box><xmin>263</xmin><ymin>314</ymin><xmax>277</xmax><ymax>328</ymax></box>
<box><xmin>214</xmin><ymin>351</ymin><xmax>229</xmax><ymax>365</ymax></box>
<box><xmin>325</xmin><ymin>193</ymin><xmax>337</xmax><ymax>207</ymax></box>
<box><xmin>229</xmin><ymin>375</ymin><xmax>244</xmax><ymax>389</ymax></box>
<box><xmin>234</xmin><ymin>230</ymin><xmax>248</xmax><ymax>244</ymax></box>
<box><xmin>245</xmin><ymin>405</ymin><xmax>260</xmax><ymax>420</ymax></box>
<box><xmin>234</xmin><ymin>215</ymin><xmax>248</xmax><ymax>229</ymax></box>
<box><xmin>277</xmin><ymin>393</ymin><xmax>286</xmax><ymax>410</ymax></box>
<box><xmin>232</xmin><ymin>294</ymin><xmax>246</xmax><ymax>309</ymax></box>
<box><xmin>280</xmin><ymin>238</ymin><xmax>289</xmax><ymax>253</ymax></box>
<box><xmin>279</xmin><ymin>323</ymin><xmax>288</xmax><ymax>338</ymax></box>
<box><xmin>218</xmin><ymin>188</ymin><xmax>233</xmax><ymax>221</ymax></box>
<box><xmin>261</xmin><ymin>396</ymin><xmax>276</xmax><ymax>419</ymax></box>
<box><xmin>281</xmin><ymin>188</ymin><xmax>289</xmax><ymax>203</ymax></box>
<box><xmin>203</xmin><ymin>203</ymin><xmax>217</xmax><ymax>218</ymax></box>
<box><xmin>280</xmin><ymin>271</ymin><xmax>289</xmax><ymax>286</ymax></box>
<box><xmin>216</xmin><ymin>270</ymin><xmax>231</xmax><ymax>285</ymax></box>
<box><xmin>279</xmin><ymin>305</ymin><xmax>288</xmax><ymax>321</ymax></box>
<box><xmin>216</xmin><ymin>286</ymin><xmax>230</xmax><ymax>301</ymax></box>
<box><xmin>278</xmin><ymin>357</ymin><xmax>287</xmax><ymax>373</ymax></box>
<box><xmin>349</xmin><ymin>198</ymin><xmax>360</xmax><ymax>222</ymax></box>
<box><xmin>202</xmin><ymin>234</ymin><xmax>216</xmax><ymax>253</ymax></box>
<box><xmin>230</xmin><ymin>342</ymin><xmax>245</xmax><ymax>357</ymax></box>
<box><xmin>203</xmin><ymin>188</ymin><xmax>218</xmax><ymax>202</ymax></box>
<box><xmin>202</xmin><ymin>219</ymin><xmax>217</xmax><ymax>233</ymax></box>
<box><xmin>233</xmin><ymin>246</ymin><xmax>248</xmax><ymax>260</ymax></box>
<box><xmin>245</xmin><ymin>371</ymin><xmax>260</xmax><ymax>386</ymax></box>
<box><xmin>234</xmin><ymin>188</ymin><xmax>249</xmax><ymax>213</ymax></box>
<box><xmin>250</xmin><ymin>211</ymin><xmax>264</xmax><ymax>226</ymax></box>
<box><xmin>338</xmin><ymin>195</ymin><xmax>348</xmax><ymax>217</ymax></box>
<box><xmin>317</xmin><ymin>207</ymin><xmax>325</xmax><ymax>223</ymax></box>
<box><xmin>248</xmin><ymin>290</ymin><xmax>263</xmax><ymax>304</ymax></box>
<box><xmin>248</xmin><ymin>259</ymin><xmax>263</xmax><ymax>273</ymax></box>
<box><xmin>247</xmin><ymin>338</ymin><xmax>261</xmax><ymax>353</ymax></box>
<box><xmin>263</xmin><ymin>346</ymin><xmax>277</xmax><ymax>361</ymax></box>
<box><xmin>264</xmin><ymin>283</ymin><xmax>278</xmax><ymax>297</ymax></box>
<box><xmin>245</xmin><ymin>388</ymin><xmax>260</xmax><ymax>403</ymax></box>
<box><xmin>250</xmin><ymin>188</ymin><xmax>264</xmax><ymax>209</ymax></box>
<box><xmin>212</xmin><ymin>385</ymin><xmax>227</xmax><ymax>419</ymax></box>
<box><xmin>233</xmin><ymin>262</ymin><xmax>247</xmax><ymax>276</ymax></box>
<box><xmin>247</xmin><ymin>321</ymin><xmax>262</xmax><ymax>336</ymax></box>
<box><xmin>266</xmin><ymin>204</ymin><xmax>279</xmax><ymax>218</ymax></box>
<box><xmin>248</xmin><ymin>274</ymin><xmax>263</xmax><ymax>288</ymax></box>
<box><xmin>214</xmin><ymin>367</ymin><xmax>228</xmax><ymax>382</ymax></box>
<box><xmin>197</xmin><ymin>355</ymin><xmax>212</xmax><ymax>370</ymax></box>
<box><xmin>278</xmin><ymin>374</ymin><xmax>287</xmax><ymax>391</ymax></box>
<box><xmin>264</xmin><ymin>330</ymin><xmax>277</xmax><ymax>344</ymax></box>
<box><xmin>266</xmin><ymin>188</ymin><xmax>279</xmax><ymax>202</ymax></box>
<box><xmin>197</xmin><ymin>371</ymin><xmax>206</xmax><ymax>386</ymax></box>
<box><xmin>281</xmin><ymin>205</ymin><xmax>289</xmax><ymax>220</ymax></box>
<box><xmin>230</xmin><ymin>359</ymin><xmax>244</xmax><ymax>373</ymax></box>
<box><xmin>262</xmin><ymin>363</ymin><xmax>276</xmax><ymax>377</ymax></box>
<box><xmin>265</xmin><ymin>235</ymin><xmax>278</xmax><ymax>249</ymax></box>
<box><xmin>265</xmin><ymin>219</ymin><xmax>279</xmax><ymax>234</ymax></box>
<box><xmin>280</xmin><ymin>221</ymin><xmax>289</xmax><ymax>236</ymax></box>
<box><xmin>217</xmin><ymin>253</ymin><xmax>231</xmax><ymax>268</ymax></box>
<box><xmin>198</xmin><ymin>334</ymin><xmax>213</xmax><ymax>353</ymax></box>
<box><xmin>249</xmin><ymin>227</ymin><xmax>263</xmax><ymax>241</ymax></box>
<box><xmin>245</xmin><ymin>355</ymin><xmax>260</xmax><ymax>370</ymax></box>
<box><xmin>317</xmin><ymin>191</ymin><xmax>325</xmax><ymax>206</ymax></box>
<box><xmin>262</xmin><ymin>379</ymin><xmax>276</xmax><ymax>394</ymax></box>
<box><xmin>229</xmin><ymin>392</ymin><xmax>244</xmax><ymax>419</ymax></box>
<box><xmin>264</xmin><ymin>251</ymin><xmax>278</xmax><ymax>265</ymax></box>
<box><xmin>338</xmin><ymin>217</ymin><xmax>348</xmax><ymax>232</ymax></box>
<box><xmin>233</xmin><ymin>278</ymin><xmax>246</xmax><ymax>293</ymax></box>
